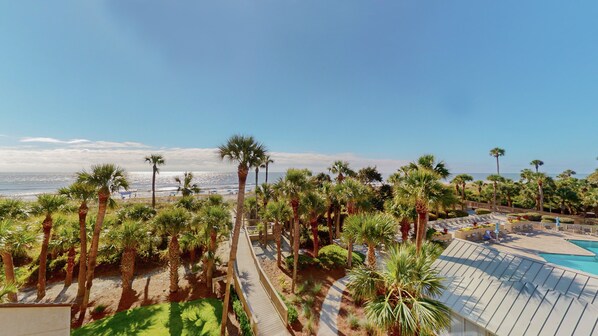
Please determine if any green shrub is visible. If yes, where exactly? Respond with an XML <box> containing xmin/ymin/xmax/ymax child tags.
<box><xmin>561</xmin><ymin>217</ymin><xmax>575</xmax><ymax>224</ymax></box>
<box><xmin>541</xmin><ymin>215</ymin><xmax>556</xmax><ymax>222</ymax></box>
<box><xmin>475</xmin><ymin>208</ymin><xmax>491</xmax><ymax>215</ymax></box>
<box><xmin>449</xmin><ymin>210</ymin><xmax>469</xmax><ymax>218</ymax></box>
<box><xmin>284</xmin><ymin>254</ymin><xmax>319</xmax><ymax>271</ymax></box>
<box><xmin>428</xmin><ymin>213</ymin><xmax>438</xmax><ymax>221</ymax></box>
<box><xmin>233</xmin><ymin>300</ymin><xmax>252</xmax><ymax>335</ymax></box>
<box><xmin>318</xmin><ymin>245</ymin><xmax>364</xmax><ymax>269</ymax></box>
<box><xmin>287</xmin><ymin>304</ymin><xmax>298</xmax><ymax>324</ymax></box>
<box><xmin>348</xmin><ymin>313</ymin><xmax>361</xmax><ymax>330</ymax></box>
<box><xmin>541</xmin><ymin>219</ymin><xmax>554</xmax><ymax>223</ymax></box>
<box><xmin>526</xmin><ymin>213</ymin><xmax>542</xmax><ymax>221</ymax></box>
<box><xmin>92</xmin><ymin>304</ymin><xmax>107</xmax><ymax>314</ymax></box>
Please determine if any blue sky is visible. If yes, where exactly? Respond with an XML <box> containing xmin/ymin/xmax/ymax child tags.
<box><xmin>0</xmin><ymin>1</ymin><xmax>597</xmax><ymax>173</ymax></box>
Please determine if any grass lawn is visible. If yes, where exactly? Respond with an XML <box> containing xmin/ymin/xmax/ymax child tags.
<box><xmin>73</xmin><ymin>298</ymin><xmax>222</xmax><ymax>336</ymax></box>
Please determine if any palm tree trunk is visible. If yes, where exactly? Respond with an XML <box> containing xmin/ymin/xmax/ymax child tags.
<box><xmin>291</xmin><ymin>199</ymin><xmax>300</xmax><ymax>293</ymax></box>
<box><xmin>190</xmin><ymin>248</ymin><xmax>196</xmax><ymax>265</ymax></box>
<box><xmin>1</xmin><ymin>252</ymin><xmax>17</xmax><ymax>302</ymax></box>
<box><xmin>169</xmin><ymin>236</ymin><xmax>180</xmax><ymax>293</ymax></box>
<box><xmin>121</xmin><ymin>248</ymin><xmax>136</xmax><ymax>293</ymax></box>
<box><xmin>400</xmin><ymin>219</ymin><xmax>410</xmax><ymax>242</ymax></box>
<box><xmin>415</xmin><ymin>205</ymin><xmax>427</xmax><ymax>253</ymax></box>
<box><xmin>492</xmin><ymin>183</ymin><xmax>497</xmax><ymax>211</ymax></box>
<box><xmin>220</xmin><ymin>168</ymin><xmax>248</xmax><ymax>336</ymax></box>
<box><xmin>265</xmin><ymin>163</ymin><xmax>269</xmax><ymax>184</ymax></box>
<box><xmin>76</xmin><ymin>202</ymin><xmax>88</xmax><ymax>304</ymax></box>
<box><xmin>255</xmin><ymin>167</ymin><xmax>259</xmax><ymax>188</ymax></box>
<box><xmin>366</xmin><ymin>244</ymin><xmax>376</xmax><ymax>268</ymax></box>
<box><xmin>326</xmin><ymin>206</ymin><xmax>333</xmax><ymax>242</ymax></box>
<box><xmin>538</xmin><ymin>181</ymin><xmax>544</xmax><ymax>211</ymax></box>
<box><xmin>206</xmin><ymin>228</ymin><xmax>217</xmax><ymax>291</ymax></box>
<box><xmin>151</xmin><ymin>166</ymin><xmax>156</xmax><ymax>208</ymax></box>
<box><xmin>496</xmin><ymin>156</ymin><xmax>500</xmax><ymax>175</ymax></box>
<box><xmin>334</xmin><ymin>207</ymin><xmax>341</xmax><ymax>238</ymax></box>
<box><xmin>311</xmin><ymin>219</ymin><xmax>319</xmax><ymax>257</ymax></box>
<box><xmin>65</xmin><ymin>246</ymin><xmax>76</xmax><ymax>287</ymax></box>
<box><xmin>79</xmin><ymin>192</ymin><xmax>109</xmax><ymax>322</ymax></box>
<box><xmin>37</xmin><ymin>214</ymin><xmax>53</xmax><ymax>300</ymax></box>
<box><xmin>275</xmin><ymin>222</ymin><xmax>282</xmax><ymax>268</ymax></box>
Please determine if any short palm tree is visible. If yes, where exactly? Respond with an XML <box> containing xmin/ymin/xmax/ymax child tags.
<box><xmin>386</xmin><ymin>198</ymin><xmax>416</xmax><ymax>242</ymax></box>
<box><xmin>300</xmin><ymin>191</ymin><xmax>326</xmax><ymax>257</ymax></box>
<box><xmin>260</xmin><ymin>155</ymin><xmax>274</xmax><ymax>184</ymax></box>
<box><xmin>145</xmin><ymin>154</ymin><xmax>165</xmax><ymax>208</ymax></box>
<box><xmin>344</xmin><ymin>213</ymin><xmax>397</xmax><ymax>268</ymax></box>
<box><xmin>0</xmin><ymin>220</ymin><xmax>36</xmax><ymax>302</ymax></box>
<box><xmin>451</xmin><ymin>174</ymin><xmax>473</xmax><ymax>209</ymax></box>
<box><xmin>558</xmin><ymin>169</ymin><xmax>577</xmax><ymax>179</ymax></box>
<box><xmin>472</xmin><ymin>180</ymin><xmax>485</xmax><ymax>200</ymax></box>
<box><xmin>175</xmin><ymin>172</ymin><xmax>200</xmax><ymax>197</ymax></box>
<box><xmin>320</xmin><ymin>181</ymin><xmax>339</xmax><ymax>241</ymax></box>
<box><xmin>77</xmin><ymin>164</ymin><xmax>129</xmax><ymax>320</ymax></box>
<box><xmin>489</xmin><ymin>147</ymin><xmax>506</xmax><ymax>175</ymax></box>
<box><xmin>256</xmin><ymin>183</ymin><xmax>275</xmax><ymax>243</ymax></box>
<box><xmin>35</xmin><ymin>193</ymin><xmax>67</xmax><ymax>299</ymax></box>
<box><xmin>218</xmin><ymin>134</ymin><xmax>266</xmax><ymax>334</ymax></box>
<box><xmin>487</xmin><ymin>174</ymin><xmax>504</xmax><ymax>210</ymax></box>
<box><xmin>0</xmin><ymin>199</ymin><xmax>29</xmax><ymax>220</ymax></box>
<box><xmin>59</xmin><ymin>181</ymin><xmax>96</xmax><ymax>303</ymax></box>
<box><xmin>107</xmin><ymin>220</ymin><xmax>150</xmax><ymax>294</ymax></box>
<box><xmin>0</xmin><ymin>283</ymin><xmax>17</xmax><ymax>303</ymax></box>
<box><xmin>197</xmin><ymin>204</ymin><xmax>231</xmax><ymax>291</ymax></box>
<box><xmin>530</xmin><ymin>159</ymin><xmax>544</xmax><ymax>173</ymax></box>
<box><xmin>264</xmin><ymin>200</ymin><xmax>292</xmax><ymax>268</ymax></box>
<box><xmin>153</xmin><ymin>207</ymin><xmax>192</xmax><ymax>293</ymax></box>
<box><xmin>347</xmin><ymin>242</ymin><xmax>450</xmax><ymax>335</ymax></box>
<box><xmin>49</xmin><ymin>218</ymin><xmax>79</xmax><ymax>287</ymax></box>
<box><xmin>280</xmin><ymin>168</ymin><xmax>312</xmax><ymax>293</ymax></box>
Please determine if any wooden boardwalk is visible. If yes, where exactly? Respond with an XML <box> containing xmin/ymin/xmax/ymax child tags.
<box><xmin>236</xmin><ymin>228</ymin><xmax>289</xmax><ymax>336</ymax></box>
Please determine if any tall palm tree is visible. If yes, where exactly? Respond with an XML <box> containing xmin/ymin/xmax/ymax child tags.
<box><xmin>260</xmin><ymin>155</ymin><xmax>275</xmax><ymax>184</ymax></box>
<box><xmin>530</xmin><ymin>159</ymin><xmax>544</xmax><ymax>173</ymax></box>
<box><xmin>408</xmin><ymin>154</ymin><xmax>450</xmax><ymax>179</ymax></box>
<box><xmin>35</xmin><ymin>194</ymin><xmax>67</xmax><ymax>299</ymax></box>
<box><xmin>145</xmin><ymin>154</ymin><xmax>165</xmax><ymax>208</ymax></box>
<box><xmin>264</xmin><ymin>200</ymin><xmax>292</xmax><ymax>268</ymax></box>
<box><xmin>197</xmin><ymin>204</ymin><xmax>231</xmax><ymax>291</ymax></box>
<box><xmin>386</xmin><ymin>197</ymin><xmax>416</xmax><ymax>242</ymax></box>
<box><xmin>487</xmin><ymin>174</ymin><xmax>504</xmax><ymax>211</ymax></box>
<box><xmin>218</xmin><ymin>134</ymin><xmax>266</xmax><ymax>334</ymax></box>
<box><xmin>328</xmin><ymin>160</ymin><xmax>353</xmax><ymax>182</ymax></box>
<box><xmin>58</xmin><ymin>182</ymin><xmax>96</xmax><ymax>303</ymax></box>
<box><xmin>345</xmin><ymin>213</ymin><xmax>397</xmax><ymax>268</ymax></box>
<box><xmin>153</xmin><ymin>208</ymin><xmax>192</xmax><ymax>293</ymax></box>
<box><xmin>395</xmin><ymin>169</ymin><xmax>446</xmax><ymax>253</ymax></box>
<box><xmin>347</xmin><ymin>242</ymin><xmax>450</xmax><ymax>335</ymax></box>
<box><xmin>280</xmin><ymin>168</ymin><xmax>312</xmax><ymax>293</ymax></box>
<box><xmin>77</xmin><ymin>164</ymin><xmax>129</xmax><ymax>321</ymax></box>
<box><xmin>489</xmin><ymin>147</ymin><xmax>506</xmax><ymax>175</ymax></box>
<box><xmin>107</xmin><ymin>220</ymin><xmax>149</xmax><ymax>295</ymax></box>
<box><xmin>175</xmin><ymin>172</ymin><xmax>200</xmax><ymax>197</ymax></box>
<box><xmin>0</xmin><ymin>220</ymin><xmax>36</xmax><ymax>302</ymax></box>
<box><xmin>300</xmin><ymin>191</ymin><xmax>326</xmax><ymax>257</ymax></box>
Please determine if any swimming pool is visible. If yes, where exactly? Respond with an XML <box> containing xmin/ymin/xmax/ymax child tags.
<box><xmin>540</xmin><ymin>240</ymin><xmax>598</xmax><ymax>276</ymax></box>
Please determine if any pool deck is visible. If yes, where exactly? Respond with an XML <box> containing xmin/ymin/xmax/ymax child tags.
<box><xmin>491</xmin><ymin>230</ymin><xmax>598</xmax><ymax>261</ymax></box>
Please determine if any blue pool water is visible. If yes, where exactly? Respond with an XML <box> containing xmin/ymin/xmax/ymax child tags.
<box><xmin>540</xmin><ymin>240</ymin><xmax>598</xmax><ymax>276</ymax></box>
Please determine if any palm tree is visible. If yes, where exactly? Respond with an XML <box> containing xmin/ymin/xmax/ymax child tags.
<box><xmin>321</xmin><ymin>181</ymin><xmax>339</xmax><ymax>241</ymax></box>
<box><xmin>261</xmin><ymin>155</ymin><xmax>275</xmax><ymax>184</ymax></box>
<box><xmin>107</xmin><ymin>220</ymin><xmax>149</xmax><ymax>295</ymax></box>
<box><xmin>344</xmin><ymin>213</ymin><xmax>397</xmax><ymax>268</ymax></box>
<box><xmin>499</xmin><ymin>179</ymin><xmax>519</xmax><ymax>208</ymax></box>
<box><xmin>280</xmin><ymin>168</ymin><xmax>312</xmax><ymax>293</ymax></box>
<box><xmin>489</xmin><ymin>147</ymin><xmax>505</xmax><ymax>175</ymax></box>
<box><xmin>153</xmin><ymin>208</ymin><xmax>192</xmax><ymax>293</ymax></box>
<box><xmin>1</xmin><ymin>283</ymin><xmax>17</xmax><ymax>303</ymax></box>
<box><xmin>77</xmin><ymin>164</ymin><xmax>129</xmax><ymax>321</ymax></box>
<box><xmin>58</xmin><ymin>182</ymin><xmax>96</xmax><ymax>303</ymax></box>
<box><xmin>451</xmin><ymin>174</ymin><xmax>473</xmax><ymax>209</ymax></box>
<box><xmin>300</xmin><ymin>191</ymin><xmax>326</xmax><ymax>257</ymax></box>
<box><xmin>328</xmin><ymin>160</ymin><xmax>353</xmax><ymax>182</ymax></box>
<box><xmin>386</xmin><ymin>197</ymin><xmax>416</xmax><ymax>242</ymax></box>
<box><xmin>0</xmin><ymin>199</ymin><xmax>29</xmax><ymax>220</ymax></box>
<box><xmin>347</xmin><ymin>242</ymin><xmax>450</xmax><ymax>335</ymax></box>
<box><xmin>175</xmin><ymin>172</ymin><xmax>200</xmax><ymax>197</ymax></box>
<box><xmin>530</xmin><ymin>159</ymin><xmax>544</xmax><ymax>173</ymax></box>
<box><xmin>198</xmin><ymin>204</ymin><xmax>231</xmax><ymax>291</ymax></box>
<box><xmin>472</xmin><ymin>180</ymin><xmax>485</xmax><ymax>201</ymax></box>
<box><xmin>408</xmin><ymin>154</ymin><xmax>450</xmax><ymax>179</ymax></box>
<box><xmin>218</xmin><ymin>134</ymin><xmax>266</xmax><ymax>334</ymax></box>
<box><xmin>0</xmin><ymin>220</ymin><xmax>36</xmax><ymax>302</ymax></box>
<box><xmin>356</xmin><ymin>166</ymin><xmax>383</xmax><ymax>185</ymax></box>
<box><xmin>35</xmin><ymin>194</ymin><xmax>67</xmax><ymax>299</ymax></box>
<box><xmin>395</xmin><ymin>169</ymin><xmax>446</xmax><ymax>253</ymax></box>
<box><xmin>256</xmin><ymin>183</ymin><xmax>274</xmax><ymax>243</ymax></box>
<box><xmin>487</xmin><ymin>174</ymin><xmax>504</xmax><ymax>211</ymax></box>
<box><xmin>558</xmin><ymin>169</ymin><xmax>577</xmax><ymax>179</ymax></box>
<box><xmin>264</xmin><ymin>200</ymin><xmax>292</xmax><ymax>268</ymax></box>
<box><xmin>145</xmin><ymin>154</ymin><xmax>165</xmax><ymax>208</ymax></box>
<box><xmin>49</xmin><ymin>218</ymin><xmax>79</xmax><ymax>288</ymax></box>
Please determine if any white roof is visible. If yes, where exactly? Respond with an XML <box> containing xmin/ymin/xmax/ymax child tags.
<box><xmin>433</xmin><ymin>239</ymin><xmax>598</xmax><ymax>336</ymax></box>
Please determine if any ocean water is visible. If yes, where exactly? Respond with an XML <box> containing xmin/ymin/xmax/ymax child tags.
<box><xmin>0</xmin><ymin>171</ymin><xmax>286</xmax><ymax>199</ymax></box>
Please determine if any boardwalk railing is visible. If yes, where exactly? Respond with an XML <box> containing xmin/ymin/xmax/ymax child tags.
<box><xmin>465</xmin><ymin>201</ymin><xmax>593</xmax><ymax>224</ymax></box>
<box><xmin>233</xmin><ymin>261</ymin><xmax>259</xmax><ymax>335</ymax></box>
<box><xmin>243</xmin><ymin>226</ymin><xmax>289</xmax><ymax>326</ymax></box>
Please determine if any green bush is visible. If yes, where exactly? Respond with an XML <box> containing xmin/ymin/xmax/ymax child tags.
<box><xmin>279</xmin><ymin>292</ymin><xmax>299</xmax><ymax>324</ymax></box>
<box><xmin>541</xmin><ymin>219</ymin><xmax>554</xmax><ymax>223</ymax></box>
<box><xmin>475</xmin><ymin>208</ymin><xmax>491</xmax><ymax>215</ymax></box>
<box><xmin>542</xmin><ymin>215</ymin><xmax>556</xmax><ymax>222</ymax></box>
<box><xmin>428</xmin><ymin>213</ymin><xmax>438</xmax><ymax>221</ymax></box>
<box><xmin>233</xmin><ymin>300</ymin><xmax>252</xmax><ymax>335</ymax></box>
<box><xmin>448</xmin><ymin>210</ymin><xmax>469</xmax><ymax>218</ymax></box>
<box><xmin>526</xmin><ymin>213</ymin><xmax>542</xmax><ymax>221</ymax></box>
<box><xmin>285</xmin><ymin>254</ymin><xmax>319</xmax><ymax>271</ymax></box>
<box><xmin>561</xmin><ymin>217</ymin><xmax>575</xmax><ymax>224</ymax></box>
<box><xmin>317</xmin><ymin>245</ymin><xmax>364</xmax><ymax>269</ymax></box>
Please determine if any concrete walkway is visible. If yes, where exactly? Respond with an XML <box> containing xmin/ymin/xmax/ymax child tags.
<box><xmin>236</xmin><ymin>228</ymin><xmax>289</xmax><ymax>336</ymax></box>
<box><xmin>317</xmin><ymin>275</ymin><xmax>349</xmax><ymax>336</ymax></box>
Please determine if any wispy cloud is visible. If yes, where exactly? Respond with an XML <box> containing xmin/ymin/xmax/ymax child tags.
<box><xmin>20</xmin><ymin>137</ymin><xmax>91</xmax><ymax>144</ymax></box>
<box><xmin>20</xmin><ymin>137</ymin><xmax>148</xmax><ymax>149</ymax></box>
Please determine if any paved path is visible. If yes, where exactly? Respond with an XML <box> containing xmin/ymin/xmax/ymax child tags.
<box><xmin>317</xmin><ymin>275</ymin><xmax>349</xmax><ymax>336</ymax></box>
<box><xmin>236</xmin><ymin>228</ymin><xmax>289</xmax><ymax>336</ymax></box>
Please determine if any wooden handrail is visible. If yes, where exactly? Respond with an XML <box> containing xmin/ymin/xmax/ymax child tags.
<box><xmin>233</xmin><ymin>256</ymin><xmax>259</xmax><ymax>335</ymax></box>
